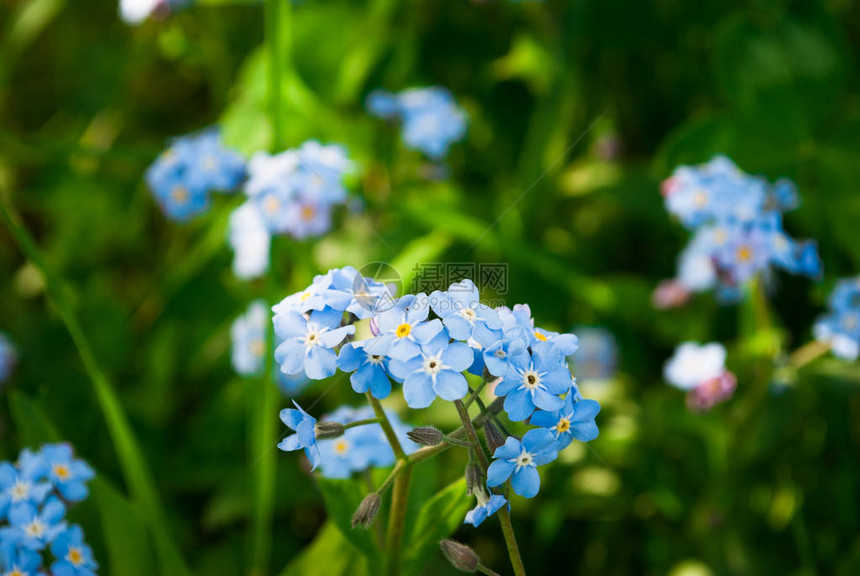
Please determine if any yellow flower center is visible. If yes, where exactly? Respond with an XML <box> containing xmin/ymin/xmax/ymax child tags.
<box><xmin>67</xmin><ymin>547</ymin><xmax>84</xmax><ymax>566</ymax></box>
<box><xmin>556</xmin><ymin>418</ymin><xmax>571</xmax><ymax>434</ymax></box>
<box><xmin>53</xmin><ymin>463</ymin><xmax>71</xmax><ymax>481</ymax></box>
<box><xmin>737</xmin><ymin>245</ymin><xmax>753</xmax><ymax>263</ymax></box>
<box><xmin>714</xmin><ymin>228</ymin><xmax>727</xmax><ymax>245</ymax></box>
<box><xmin>693</xmin><ymin>189</ymin><xmax>708</xmax><ymax>208</ymax></box>
<box><xmin>300</xmin><ymin>205</ymin><xmax>316</xmax><ymax>221</ymax></box>
<box><xmin>334</xmin><ymin>440</ymin><xmax>349</xmax><ymax>455</ymax></box>
<box><xmin>250</xmin><ymin>340</ymin><xmax>265</xmax><ymax>357</ymax></box>
<box><xmin>396</xmin><ymin>323</ymin><xmax>412</xmax><ymax>338</ymax></box>
<box><xmin>9</xmin><ymin>569</ymin><xmax>25</xmax><ymax>576</ymax></box>
<box><xmin>171</xmin><ymin>186</ymin><xmax>189</xmax><ymax>204</ymax></box>
<box><xmin>264</xmin><ymin>196</ymin><xmax>280</xmax><ymax>214</ymax></box>
<box><xmin>534</xmin><ymin>332</ymin><xmax>548</xmax><ymax>342</ymax></box>
<box><xmin>300</xmin><ymin>291</ymin><xmax>311</xmax><ymax>302</ymax></box>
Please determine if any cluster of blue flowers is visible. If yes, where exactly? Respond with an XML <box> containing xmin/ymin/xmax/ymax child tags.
<box><xmin>271</xmin><ymin>267</ymin><xmax>599</xmax><ymax>527</ymax></box>
<box><xmin>659</xmin><ymin>156</ymin><xmax>822</xmax><ymax>304</ymax></box>
<box><xmin>229</xmin><ymin>142</ymin><xmax>355</xmax><ymax>280</ymax></box>
<box><xmin>367</xmin><ymin>87</ymin><xmax>467</xmax><ymax>160</ymax></box>
<box><xmin>0</xmin><ymin>333</ymin><xmax>15</xmax><ymax>383</ymax></box>
<box><xmin>146</xmin><ymin>130</ymin><xmax>246</xmax><ymax>222</ymax></box>
<box><xmin>0</xmin><ymin>444</ymin><xmax>97</xmax><ymax>576</ymax></box>
<box><xmin>815</xmin><ymin>278</ymin><xmax>860</xmax><ymax>361</ymax></box>
<box><xmin>279</xmin><ymin>403</ymin><xmax>418</xmax><ymax>479</ymax></box>
<box><xmin>231</xmin><ymin>300</ymin><xmax>310</xmax><ymax>396</ymax></box>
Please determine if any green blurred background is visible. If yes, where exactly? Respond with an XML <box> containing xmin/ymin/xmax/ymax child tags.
<box><xmin>1</xmin><ymin>0</ymin><xmax>860</xmax><ymax>574</ymax></box>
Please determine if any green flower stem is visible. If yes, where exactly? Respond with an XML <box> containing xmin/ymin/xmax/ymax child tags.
<box><xmin>365</xmin><ymin>393</ymin><xmax>411</xmax><ymax>576</ymax></box>
<box><xmin>789</xmin><ymin>340</ymin><xmax>831</xmax><ymax>370</ymax></box>
<box><xmin>453</xmin><ymin>400</ymin><xmax>526</xmax><ymax>576</ymax></box>
<box><xmin>343</xmin><ymin>417</ymin><xmax>381</xmax><ymax>430</ymax></box>
<box><xmin>0</xmin><ymin>199</ymin><xmax>190</xmax><ymax>575</ymax></box>
<box><xmin>464</xmin><ymin>374</ymin><xmax>498</xmax><ymax>409</ymax></box>
<box><xmin>265</xmin><ymin>0</ymin><xmax>290</xmax><ymax>151</ymax></box>
<box><xmin>249</xmin><ymin>313</ymin><xmax>278</xmax><ymax>576</ymax></box>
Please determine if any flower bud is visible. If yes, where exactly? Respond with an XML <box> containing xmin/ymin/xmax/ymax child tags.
<box><xmin>440</xmin><ymin>539</ymin><xmax>480</xmax><ymax>573</ymax></box>
<box><xmin>483</xmin><ymin>421</ymin><xmax>506</xmax><ymax>454</ymax></box>
<box><xmin>407</xmin><ymin>426</ymin><xmax>443</xmax><ymax>446</ymax></box>
<box><xmin>464</xmin><ymin>461</ymin><xmax>483</xmax><ymax>496</ymax></box>
<box><xmin>315</xmin><ymin>421</ymin><xmax>345</xmax><ymax>440</ymax></box>
<box><xmin>351</xmin><ymin>493</ymin><xmax>382</xmax><ymax>529</ymax></box>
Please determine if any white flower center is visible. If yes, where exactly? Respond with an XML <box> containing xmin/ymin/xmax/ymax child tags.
<box><xmin>202</xmin><ymin>155</ymin><xmax>217</xmax><ymax>171</ymax></box>
<box><xmin>304</xmin><ymin>329</ymin><xmax>322</xmax><ymax>347</ymax></box>
<box><xmin>514</xmin><ymin>451</ymin><xmax>534</xmax><ymax>471</ymax></box>
<box><xmin>842</xmin><ymin>313</ymin><xmax>858</xmax><ymax>331</ymax></box>
<box><xmin>367</xmin><ymin>353</ymin><xmax>385</xmax><ymax>365</ymax></box>
<box><xmin>25</xmin><ymin>519</ymin><xmax>46</xmax><ymax>538</ymax></box>
<box><xmin>459</xmin><ymin>308</ymin><xmax>477</xmax><ymax>322</ymax></box>
<box><xmin>423</xmin><ymin>355</ymin><xmax>443</xmax><ymax>375</ymax></box>
<box><xmin>10</xmin><ymin>481</ymin><xmax>30</xmax><ymax>502</ymax></box>
<box><xmin>522</xmin><ymin>370</ymin><xmax>541</xmax><ymax>390</ymax></box>
<box><xmin>494</xmin><ymin>349</ymin><xmax>506</xmax><ymax>359</ymax></box>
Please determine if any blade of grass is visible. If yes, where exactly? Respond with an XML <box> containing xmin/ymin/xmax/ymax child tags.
<box><xmin>0</xmin><ymin>198</ymin><xmax>191</xmax><ymax>575</ymax></box>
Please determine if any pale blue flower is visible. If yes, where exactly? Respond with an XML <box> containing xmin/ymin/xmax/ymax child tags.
<box><xmin>231</xmin><ymin>300</ymin><xmax>269</xmax><ymax>377</ymax></box>
<box><xmin>486</xmin><ymin>429</ymin><xmax>558</xmax><ymax>498</ymax></box>
<box><xmin>495</xmin><ymin>341</ymin><xmax>572</xmax><ymax>421</ymax></box>
<box><xmin>146</xmin><ymin>129</ymin><xmax>245</xmax><ymax>222</ymax></box>
<box><xmin>28</xmin><ymin>445</ymin><xmax>94</xmax><ymax>503</ymax></box>
<box><xmin>430</xmin><ymin>280</ymin><xmax>503</xmax><ymax>343</ymax></box>
<box><xmin>530</xmin><ymin>396</ymin><xmax>600</xmax><ymax>450</ymax></box>
<box><xmin>367</xmin><ymin>87</ymin><xmax>467</xmax><ymax>159</ymax></box>
<box><xmin>273</xmin><ymin>308</ymin><xmax>355</xmax><ymax>380</ymax></box>
<box><xmin>0</xmin><ymin>462</ymin><xmax>52</xmax><ymax>521</ymax></box>
<box><xmin>464</xmin><ymin>493</ymin><xmax>507</xmax><ymax>527</ymax></box>
<box><xmin>50</xmin><ymin>525</ymin><xmax>97</xmax><ymax>576</ymax></box>
<box><xmin>388</xmin><ymin>334</ymin><xmax>474</xmax><ymax>408</ymax></box>
<box><xmin>815</xmin><ymin>278</ymin><xmax>860</xmax><ymax>361</ymax></box>
<box><xmin>372</xmin><ymin>294</ymin><xmax>443</xmax><ymax>362</ymax></box>
<box><xmin>278</xmin><ymin>402</ymin><xmax>320</xmax><ymax>470</ymax></box>
<box><xmin>6</xmin><ymin>498</ymin><xmax>66</xmax><ymax>550</ymax></box>
<box><xmin>316</xmin><ymin>406</ymin><xmax>417</xmax><ymax>479</ymax></box>
<box><xmin>337</xmin><ymin>340</ymin><xmax>393</xmax><ymax>399</ymax></box>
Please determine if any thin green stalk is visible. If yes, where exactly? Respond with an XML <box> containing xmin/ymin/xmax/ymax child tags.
<box><xmin>789</xmin><ymin>340</ymin><xmax>830</xmax><ymax>370</ymax></box>
<box><xmin>344</xmin><ymin>417</ymin><xmax>381</xmax><ymax>430</ymax></box>
<box><xmin>366</xmin><ymin>393</ymin><xmax>411</xmax><ymax>576</ymax></box>
<box><xmin>453</xmin><ymin>400</ymin><xmax>526</xmax><ymax>576</ymax></box>
<box><xmin>0</xmin><ymin>200</ymin><xmax>190</xmax><ymax>575</ymax></box>
<box><xmin>265</xmin><ymin>0</ymin><xmax>289</xmax><ymax>150</ymax></box>
<box><xmin>250</xmin><ymin>315</ymin><xmax>278</xmax><ymax>576</ymax></box>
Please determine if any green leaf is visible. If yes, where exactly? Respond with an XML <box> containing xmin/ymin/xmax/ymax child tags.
<box><xmin>8</xmin><ymin>391</ymin><xmax>61</xmax><ymax>445</ymax></box>
<box><xmin>91</xmin><ymin>478</ymin><xmax>158</xmax><ymax>576</ymax></box>
<box><xmin>279</xmin><ymin>522</ymin><xmax>369</xmax><ymax>576</ymax></box>
<box><xmin>402</xmin><ymin>479</ymin><xmax>472</xmax><ymax>575</ymax></box>
<box><xmin>315</xmin><ymin>476</ymin><xmax>381</xmax><ymax>569</ymax></box>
